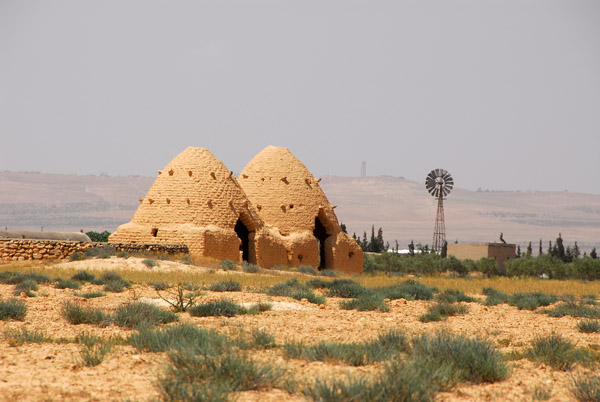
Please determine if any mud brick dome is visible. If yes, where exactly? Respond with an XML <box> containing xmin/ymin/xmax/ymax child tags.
<box><xmin>109</xmin><ymin>147</ymin><xmax>288</xmax><ymax>267</ymax></box>
<box><xmin>239</xmin><ymin>146</ymin><xmax>363</xmax><ymax>273</ymax></box>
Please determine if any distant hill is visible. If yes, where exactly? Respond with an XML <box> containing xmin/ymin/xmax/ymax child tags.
<box><xmin>1</xmin><ymin>171</ymin><xmax>598</xmax><ymax>252</ymax></box>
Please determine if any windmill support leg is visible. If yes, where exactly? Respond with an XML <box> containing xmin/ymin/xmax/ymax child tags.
<box><xmin>433</xmin><ymin>196</ymin><xmax>446</xmax><ymax>253</ymax></box>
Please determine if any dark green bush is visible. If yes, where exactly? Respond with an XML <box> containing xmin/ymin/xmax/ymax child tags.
<box><xmin>75</xmin><ymin>291</ymin><xmax>106</xmax><ymax>299</ymax></box>
<box><xmin>441</xmin><ymin>256</ymin><xmax>470</xmax><ymax>277</ymax></box>
<box><xmin>340</xmin><ymin>293</ymin><xmax>390</xmax><ymax>312</ymax></box>
<box><xmin>14</xmin><ymin>279</ymin><xmax>38</xmax><ymax>296</ymax></box>
<box><xmin>542</xmin><ymin>302</ymin><xmax>600</xmax><ymax>319</ymax></box>
<box><xmin>509</xmin><ymin>292</ymin><xmax>558</xmax><ymax>310</ymax></box>
<box><xmin>71</xmin><ymin>271</ymin><xmax>95</xmax><ymax>282</ymax></box>
<box><xmin>297</xmin><ymin>265</ymin><xmax>318</xmax><ymax>275</ymax></box>
<box><xmin>208</xmin><ymin>280</ymin><xmax>242</xmax><ymax>292</ymax></box>
<box><xmin>377</xmin><ymin>279</ymin><xmax>436</xmax><ymax>301</ymax></box>
<box><xmin>151</xmin><ymin>281</ymin><xmax>170</xmax><ymax>291</ymax></box>
<box><xmin>435</xmin><ymin>289</ymin><xmax>476</xmax><ymax>304</ymax></box>
<box><xmin>219</xmin><ymin>259</ymin><xmax>237</xmax><ymax>271</ymax></box>
<box><xmin>577</xmin><ymin>320</ymin><xmax>600</xmax><ymax>334</ymax></box>
<box><xmin>113</xmin><ymin>302</ymin><xmax>178</xmax><ymax>329</ymax></box>
<box><xmin>142</xmin><ymin>259</ymin><xmax>157</xmax><ymax>267</ymax></box>
<box><xmin>482</xmin><ymin>287</ymin><xmax>510</xmax><ymax>306</ymax></box>
<box><xmin>189</xmin><ymin>299</ymin><xmax>246</xmax><ymax>317</ymax></box>
<box><xmin>62</xmin><ymin>301</ymin><xmax>110</xmax><ymax>326</ymax></box>
<box><xmin>476</xmin><ymin>257</ymin><xmax>500</xmax><ymax>277</ymax></box>
<box><xmin>0</xmin><ymin>299</ymin><xmax>27</xmax><ymax>321</ymax></box>
<box><xmin>266</xmin><ymin>279</ymin><xmax>325</xmax><ymax>305</ymax></box>
<box><xmin>306</xmin><ymin>278</ymin><xmax>330</xmax><ymax>289</ymax></box>
<box><xmin>83</xmin><ymin>245</ymin><xmax>116</xmax><ymax>259</ymax></box>
<box><xmin>129</xmin><ymin>323</ymin><xmax>230</xmax><ymax>354</ymax></box>
<box><xmin>3</xmin><ymin>327</ymin><xmax>50</xmax><ymax>346</ymax></box>
<box><xmin>419</xmin><ymin>302</ymin><xmax>468</xmax><ymax>322</ymax></box>
<box><xmin>570</xmin><ymin>258</ymin><xmax>600</xmax><ymax>281</ymax></box>
<box><xmin>242</xmin><ymin>263</ymin><xmax>260</xmax><ymax>273</ymax></box>
<box><xmin>69</xmin><ymin>252</ymin><xmax>84</xmax><ymax>261</ymax></box>
<box><xmin>525</xmin><ymin>333</ymin><xmax>595</xmax><ymax>370</ymax></box>
<box><xmin>571</xmin><ymin>373</ymin><xmax>600</xmax><ymax>402</ymax></box>
<box><xmin>326</xmin><ymin>279</ymin><xmax>367</xmax><ymax>298</ymax></box>
<box><xmin>319</xmin><ymin>269</ymin><xmax>338</xmax><ymax>277</ymax></box>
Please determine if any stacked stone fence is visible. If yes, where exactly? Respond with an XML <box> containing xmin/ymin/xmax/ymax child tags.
<box><xmin>0</xmin><ymin>239</ymin><xmax>189</xmax><ymax>263</ymax></box>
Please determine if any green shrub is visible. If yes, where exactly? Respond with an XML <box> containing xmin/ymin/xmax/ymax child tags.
<box><xmin>255</xmin><ymin>302</ymin><xmax>273</xmax><ymax>312</ymax></box>
<box><xmin>571</xmin><ymin>373</ymin><xmax>600</xmax><ymax>402</ymax></box>
<box><xmin>532</xmin><ymin>383</ymin><xmax>553</xmax><ymax>401</ymax></box>
<box><xmin>441</xmin><ymin>256</ymin><xmax>470</xmax><ymax>277</ymax></box>
<box><xmin>157</xmin><ymin>351</ymin><xmax>285</xmax><ymax>402</ymax></box>
<box><xmin>297</xmin><ymin>265</ymin><xmax>318</xmax><ymax>275</ymax></box>
<box><xmin>340</xmin><ymin>293</ymin><xmax>390</xmax><ymax>312</ymax></box>
<box><xmin>578</xmin><ymin>320</ymin><xmax>600</xmax><ymax>334</ymax></box>
<box><xmin>411</xmin><ymin>330</ymin><xmax>509</xmax><ymax>383</ymax></box>
<box><xmin>377</xmin><ymin>279</ymin><xmax>435</xmax><ymax>301</ymax></box>
<box><xmin>113</xmin><ymin>302</ymin><xmax>178</xmax><ymax>329</ymax></box>
<box><xmin>219</xmin><ymin>259</ymin><xmax>237</xmax><ymax>271</ymax></box>
<box><xmin>151</xmin><ymin>281</ymin><xmax>170</xmax><ymax>291</ymax></box>
<box><xmin>419</xmin><ymin>302</ymin><xmax>468</xmax><ymax>322</ymax></box>
<box><xmin>249</xmin><ymin>329</ymin><xmax>276</xmax><ymax>349</ymax></box>
<box><xmin>326</xmin><ymin>279</ymin><xmax>367</xmax><ymax>298</ymax></box>
<box><xmin>208</xmin><ymin>280</ymin><xmax>242</xmax><ymax>292</ymax></box>
<box><xmin>75</xmin><ymin>291</ymin><xmax>106</xmax><ymax>299</ymax></box>
<box><xmin>189</xmin><ymin>299</ymin><xmax>246</xmax><ymax>317</ymax></box>
<box><xmin>482</xmin><ymin>287</ymin><xmax>510</xmax><ymax>306</ymax></box>
<box><xmin>306</xmin><ymin>278</ymin><xmax>330</xmax><ymax>289</ymax></box>
<box><xmin>0</xmin><ymin>271</ymin><xmax>50</xmax><ymax>285</ymax></box>
<box><xmin>79</xmin><ymin>341</ymin><xmax>112</xmax><ymax>367</ymax></box>
<box><xmin>93</xmin><ymin>272</ymin><xmax>132</xmax><ymax>292</ymax></box>
<box><xmin>71</xmin><ymin>271</ymin><xmax>95</xmax><ymax>282</ymax></box>
<box><xmin>142</xmin><ymin>259</ymin><xmax>158</xmax><ymax>267</ymax></box>
<box><xmin>14</xmin><ymin>279</ymin><xmax>38</xmax><ymax>297</ymax></box>
<box><xmin>83</xmin><ymin>245</ymin><xmax>116</xmax><ymax>259</ymax></box>
<box><xmin>476</xmin><ymin>257</ymin><xmax>500</xmax><ymax>276</ymax></box>
<box><xmin>75</xmin><ymin>331</ymin><xmax>102</xmax><ymax>346</ymax></box>
<box><xmin>103</xmin><ymin>280</ymin><xmax>130</xmax><ymax>293</ymax></box>
<box><xmin>570</xmin><ymin>258</ymin><xmax>600</xmax><ymax>281</ymax></box>
<box><xmin>509</xmin><ymin>292</ymin><xmax>558</xmax><ymax>311</ymax></box>
<box><xmin>266</xmin><ymin>279</ymin><xmax>325</xmax><ymax>304</ymax></box>
<box><xmin>0</xmin><ymin>298</ymin><xmax>27</xmax><ymax>321</ymax></box>
<box><xmin>419</xmin><ymin>310</ymin><xmax>444</xmax><ymax>323</ymax></box>
<box><xmin>129</xmin><ymin>323</ymin><xmax>230</xmax><ymax>354</ymax></box>
<box><xmin>506</xmin><ymin>255</ymin><xmax>567</xmax><ymax>279</ymax></box>
<box><xmin>54</xmin><ymin>278</ymin><xmax>81</xmax><ymax>290</ymax></box>
<box><xmin>3</xmin><ymin>327</ymin><xmax>50</xmax><ymax>346</ymax></box>
<box><xmin>69</xmin><ymin>252</ymin><xmax>84</xmax><ymax>261</ymax></box>
<box><xmin>435</xmin><ymin>289</ymin><xmax>476</xmax><ymax>303</ymax></box>
<box><xmin>525</xmin><ymin>333</ymin><xmax>594</xmax><ymax>370</ymax></box>
<box><xmin>542</xmin><ymin>302</ymin><xmax>600</xmax><ymax>319</ymax></box>
<box><xmin>319</xmin><ymin>269</ymin><xmax>338</xmax><ymax>277</ymax></box>
<box><xmin>62</xmin><ymin>301</ymin><xmax>110</xmax><ymax>326</ymax></box>
<box><xmin>242</xmin><ymin>263</ymin><xmax>260</xmax><ymax>273</ymax></box>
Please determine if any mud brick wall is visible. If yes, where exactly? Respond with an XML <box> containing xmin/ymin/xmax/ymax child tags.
<box><xmin>0</xmin><ymin>239</ymin><xmax>188</xmax><ymax>263</ymax></box>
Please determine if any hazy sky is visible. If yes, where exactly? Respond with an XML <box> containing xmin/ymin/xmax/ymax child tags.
<box><xmin>1</xmin><ymin>0</ymin><xmax>599</xmax><ymax>194</ymax></box>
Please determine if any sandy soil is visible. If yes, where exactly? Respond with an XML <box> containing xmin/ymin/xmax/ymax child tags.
<box><xmin>0</xmin><ymin>260</ymin><xmax>598</xmax><ymax>402</ymax></box>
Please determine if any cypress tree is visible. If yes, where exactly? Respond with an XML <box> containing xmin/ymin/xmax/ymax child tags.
<box><xmin>590</xmin><ymin>247</ymin><xmax>598</xmax><ymax>259</ymax></box>
<box><xmin>539</xmin><ymin>239</ymin><xmax>543</xmax><ymax>256</ymax></box>
<box><xmin>526</xmin><ymin>242</ymin><xmax>532</xmax><ymax>257</ymax></box>
<box><xmin>441</xmin><ymin>241</ymin><xmax>448</xmax><ymax>258</ymax></box>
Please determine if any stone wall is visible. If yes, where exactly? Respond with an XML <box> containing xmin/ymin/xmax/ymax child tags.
<box><xmin>0</xmin><ymin>239</ymin><xmax>188</xmax><ymax>263</ymax></box>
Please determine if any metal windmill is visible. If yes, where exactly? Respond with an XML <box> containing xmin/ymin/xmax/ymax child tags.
<box><xmin>425</xmin><ymin>169</ymin><xmax>453</xmax><ymax>253</ymax></box>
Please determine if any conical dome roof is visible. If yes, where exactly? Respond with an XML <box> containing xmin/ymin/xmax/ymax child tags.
<box><xmin>239</xmin><ymin>146</ymin><xmax>336</xmax><ymax>233</ymax></box>
<box><xmin>127</xmin><ymin>147</ymin><xmax>262</xmax><ymax>229</ymax></box>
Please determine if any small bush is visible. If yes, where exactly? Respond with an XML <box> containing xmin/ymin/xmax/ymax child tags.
<box><xmin>377</xmin><ymin>279</ymin><xmax>436</xmax><ymax>300</ymax></box>
<box><xmin>189</xmin><ymin>299</ymin><xmax>246</xmax><ymax>317</ymax></box>
<box><xmin>219</xmin><ymin>259</ymin><xmax>237</xmax><ymax>271</ymax></box>
<box><xmin>571</xmin><ymin>373</ymin><xmax>600</xmax><ymax>402</ymax></box>
<box><xmin>157</xmin><ymin>351</ymin><xmax>285</xmax><ymax>401</ymax></box>
<box><xmin>151</xmin><ymin>281</ymin><xmax>170</xmax><ymax>291</ymax></box>
<box><xmin>0</xmin><ymin>272</ymin><xmax>51</xmax><ymax>285</ymax></box>
<box><xmin>93</xmin><ymin>271</ymin><xmax>123</xmax><ymax>284</ymax></box>
<box><xmin>14</xmin><ymin>279</ymin><xmax>38</xmax><ymax>297</ymax></box>
<box><xmin>79</xmin><ymin>341</ymin><xmax>112</xmax><ymax>367</ymax></box>
<box><xmin>69</xmin><ymin>252</ymin><xmax>84</xmax><ymax>261</ymax></box>
<box><xmin>54</xmin><ymin>278</ymin><xmax>81</xmax><ymax>290</ymax></box>
<box><xmin>266</xmin><ymin>279</ymin><xmax>325</xmax><ymax>305</ymax></box>
<box><xmin>0</xmin><ymin>299</ymin><xmax>27</xmax><ymax>321</ymax></box>
<box><xmin>509</xmin><ymin>292</ymin><xmax>558</xmax><ymax>311</ymax></box>
<box><xmin>420</xmin><ymin>302</ymin><xmax>468</xmax><ymax>322</ymax></box>
<box><xmin>340</xmin><ymin>293</ymin><xmax>390</xmax><ymax>312</ymax></box>
<box><xmin>103</xmin><ymin>280</ymin><xmax>129</xmax><ymax>293</ymax></box>
<box><xmin>525</xmin><ymin>333</ymin><xmax>594</xmax><ymax>370</ymax></box>
<box><xmin>75</xmin><ymin>291</ymin><xmax>106</xmax><ymax>299</ymax></box>
<box><xmin>113</xmin><ymin>302</ymin><xmax>178</xmax><ymax>329</ymax></box>
<box><xmin>532</xmin><ymin>384</ymin><xmax>553</xmax><ymax>401</ymax></box>
<box><xmin>249</xmin><ymin>329</ymin><xmax>276</xmax><ymax>349</ymax></box>
<box><xmin>297</xmin><ymin>265</ymin><xmax>318</xmax><ymax>275</ymax></box>
<box><xmin>208</xmin><ymin>280</ymin><xmax>242</xmax><ymax>292</ymax></box>
<box><xmin>4</xmin><ymin>327</ymin><xmax>50</xmax><ymax>346</ymax></box>
<box><xmin>542</xmin><ymin>302</ymin><xmax>600</xmax><ymax>319</ymax></box>
<box><xmin>319</xmin><ymin>269</ymin><xmax>338</xmax><ymax>277</ymax></box>
<box><xmin>482</xmin><ymin>287</ymin><xmax>510</xmax><ymax>306</ymax></box>
<box><xmin>83</xmin><ymin>245</ymin><xmax>116</xmax><ymax>259</ymax></box>
<box><xmin>142</xmin><ymin>259</ymin><xmax>158</xmax><ymax>268</ymax></box>
<box><xmin>435</xmin><ymin>289</ymin><xmax>476</xmax><ymax>304</ymax></box>
<box><xmin>71</xmin><ymin>271</ymin><xmax>95</xmax><ymax>282</ymax></box>
<box><xmin>129</xmin><ymin>323</ymin><xmax>230</xmax><ymax>354</ymax></box>
<box><xmin>242</xmin><ymin>263</ymin><xmax>260</xmax><ymax>273</ymax></box>
<box><xmin>326</xmin><ymin>279</ymin><xmax>367</xmax><ymax>298</ymax></box>
<box><xmin>411</xmin><ymin>330</ymin><xmax>509</xmax><ymax>383</ymax></box>
<box><xmin>578</xmin><ymin>320</ymin><xmax>600</xmax><ymax>334</ymax></box>
<box><xmin>76</xmin><ymin>331</ymin><xmax>102</xmax><ymax>346</ymax></box>
<box><xmin>116</xmin><ymin>251</ymin><xmax>131</xmax><ymax>259</ymax></box>
<box><xmin>62</xmin><ymin>302</ymin><xmax>110</xmax><ymax>326</ymax></box>
<box><xmin>306</xmin><ymin>278</ymin><xmax>330</xmax><ymax>289</ymax></box>
<box><xmin>156</xmin><ymin>283</ymin><xmax>202</xmax><ymax>312</ymax></box>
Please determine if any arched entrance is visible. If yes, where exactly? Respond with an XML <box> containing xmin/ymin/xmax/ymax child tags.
<box><xmin>235</xmin><ymin>219</ymin><xmax>250</xmax><ymax>262</ymax></box>
<box><xmin>313</xmin><ymin>217</ymin><xmax>330</xmax><ymax>270</ymax></box>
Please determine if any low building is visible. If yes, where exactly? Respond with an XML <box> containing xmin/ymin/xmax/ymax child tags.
<box><xmin>447</xmin><ymin>242</ymin><xmax>516</xmax><ymax>273</ymax></box>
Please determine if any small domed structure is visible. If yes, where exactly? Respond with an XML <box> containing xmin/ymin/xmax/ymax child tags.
<box><xmin>109</xmin><ymin>147</ymin><xmax>287</xmax><ymax>266</ymax></box>
<box><xmin>239</xmin><ymin>146</ymin><xmax>363</xmax><ymax>273</ymax></box>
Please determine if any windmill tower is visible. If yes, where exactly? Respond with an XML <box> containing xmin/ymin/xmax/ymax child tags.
<box><xmin>425</xmin><ymin>169</ymin><xmax>453</xmax><ymax>253</ymax></box>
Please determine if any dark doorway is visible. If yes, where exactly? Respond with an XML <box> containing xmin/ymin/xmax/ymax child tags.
<box><xmin>313</xmin><ymin>217</ymin><xmax>329</xmax><ymax>269</ymax></box>
<box><xmin>235</xmin><ymin>219</ymin><xmax>250</xmax><ymax>262</ymax></box>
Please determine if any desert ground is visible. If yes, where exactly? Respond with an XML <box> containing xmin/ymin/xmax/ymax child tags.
<box><xmin>1</xmin><ymin>256</ymin><xmax>599</xmax><ymax>402</ymax></box>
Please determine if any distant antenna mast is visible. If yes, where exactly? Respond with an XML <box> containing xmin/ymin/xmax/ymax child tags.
<box><xmin>425</xmin><ymin>169</ymin><xmax>453</xmax><ymax>252</ymax></box>
<box><xmin>361</xmin><ymin>161</ymin><xmax>366</xmax><ymax>177</ymax></box>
